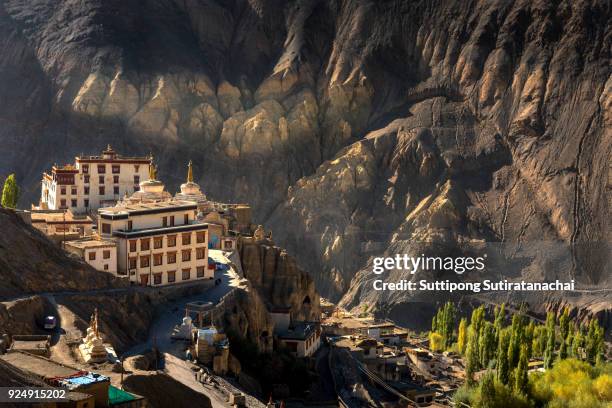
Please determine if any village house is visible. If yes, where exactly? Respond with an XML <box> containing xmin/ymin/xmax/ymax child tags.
<box><xmin>36</xmin><ymin>145</ymin><xmax>151</xmax><ymax>213</ymax></box>
<box><xmin>65</xmin><ymin>239</ymin><xmax>118</xmax><ymax>275</ymax></box>
<box><xmin>367</xmin><ymin>322</ymin><xmax>410</xmax><ymax>345</ymax></box>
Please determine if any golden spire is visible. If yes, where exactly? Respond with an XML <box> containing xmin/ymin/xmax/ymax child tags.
<box><xmin>149</xmin><ymin>163</ymin><xmax>157</xmax><ymax>180</ymax></box>
<box><xmin>187</xmin><ymin>160</ymin><xmax>193</xmax><ymax>183</ymax></box>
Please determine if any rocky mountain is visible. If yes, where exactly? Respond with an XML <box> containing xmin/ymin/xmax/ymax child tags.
<box><xmin>0</xmin><ymin>0</ymin><xmax>609</xmax><ymax>323</ymax></box>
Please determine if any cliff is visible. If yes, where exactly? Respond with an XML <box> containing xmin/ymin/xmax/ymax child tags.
<box><xmin>0</xmin><ymin>0</ymin><xmax>609</xmax><ymax>323</ymax></box>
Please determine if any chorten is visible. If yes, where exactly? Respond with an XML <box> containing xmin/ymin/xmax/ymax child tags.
<box><xmin>175</xmin><ymin>160</ymin><xmax>208</xmax><ymax>207</ymax></box>
<box><xmin>79</xmin><ymin>308</ymin><xmax>111</xmax><ymax>364</ymax></box>
<box><xmin>119</xmin><ymin>160</ymin><xmax>171</xmax><ymax>204</ymax></box>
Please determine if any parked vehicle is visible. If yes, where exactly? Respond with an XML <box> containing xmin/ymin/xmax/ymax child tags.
<box><xmin>43</xmin><ymin>316</ymin><xmax>57</xmax><ymax>330</ymax></box>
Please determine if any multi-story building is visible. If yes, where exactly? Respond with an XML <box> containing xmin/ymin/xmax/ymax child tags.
<box><xmin>38</xmin><ymin>145</ymin><xmax>151</xmax><ymax>213</ymax></box>
<box><xmin>98</xmin><ymin>199</ymin><xmax>212</xmax><ymax>286</ymax></box>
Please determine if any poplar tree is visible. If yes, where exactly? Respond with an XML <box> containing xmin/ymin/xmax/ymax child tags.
<box><xmin>558</xmin><ymin>308</ymin><xmax>570</xmax><ymax>360</ymax></box>
<box><xmin>508</xmin><ymin>313</ymin><xmax>524</xmax><ymax>369</ymax></box>
<box><xmin>1</xmin><ymin>174</ymin><xmax>19</xmax><ymax>208</ymax></box>
<box><xmin>457</xmin><ymin>318</ymin><xmax>468</xmax><ymax>355</ymax></box>
<box><xmin>465</xmin><ymin>326</ymin><xmax>479</xmax><ymax>384</ymax></box>
<box><xmin>585</xmin><ymin>319</ymin><xmax>604</xmax><ymax>365</ymax></box>
<box><xmin>544</xmin><ymin>312</ymin><xmax>555</xmax><ymax>369</ymax></box>
<box><xmin>496</xmin><ymin>328</ymin><xmax>511</xmax><ymax>384</ymax></box>
<box><xmin>514</xmin><ymin>344</ymin><xmax>529</xmax><ymax>395</ymax></box>
<box><xmin>479</xmin><ymin>322</ymin><xmax>496</xmax><ymax>368</ymax></box>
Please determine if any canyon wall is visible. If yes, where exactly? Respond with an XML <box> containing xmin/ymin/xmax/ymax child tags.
<box><xmin>0</xmin><ymin>0</ymin><xmax>609</xmax><ymax>322</ymax></box>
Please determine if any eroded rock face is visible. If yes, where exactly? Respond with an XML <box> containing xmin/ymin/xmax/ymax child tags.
<box><xmin>0</xmin><ymin>0</ymin><xmax>609</xmax><ymax>323</ymax></box>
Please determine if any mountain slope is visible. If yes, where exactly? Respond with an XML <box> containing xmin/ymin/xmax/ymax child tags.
<box><xmin>0</xmin><ymin>0</ymin><xmax>609</xmax><ymax>320</ymax></box>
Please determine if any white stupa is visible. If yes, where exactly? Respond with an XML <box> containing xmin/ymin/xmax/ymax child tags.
<box><xmin>119</xmin><ymin>161</ymin><xmax>171</xmax><ymax>205</ymax></box>
<box><xmin>175</xmin><ymin>160</ymin><xmax>208</xmax><ymax>207</ymax></box>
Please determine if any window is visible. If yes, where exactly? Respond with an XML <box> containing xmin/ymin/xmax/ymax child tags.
<box><xmin>153</xmin><ymin>273</ymin><xmax>162</xmax><ymax>285</ymax></box>
<box><xmin>88</xmin><ymin>252</ymin><xmax>96</xmax><ymax>261</ymax></box>
<box><xmin>103</xmin><ymin>250</ymin><xmax>111</xmax><ymax>259</ymax></box>
<box><xmin>154</xmin><ymin>237</ymin><xmax>163</xmax><ymax>249</ymax></box>
<box><xmin>84</xmin><ymin>186</ymin><xmax>90</xmax><ymax>194</ymax></box>
<box><xmin>84</xmin><ymin>175</ymin><xmax>90</xmax><ymax>184</ymax></box>
<box><xmin>167</xmin><ymin>271</ymin><xmax>176</xmax><ymax>283</ymax></box>
<box><xmin>129</xmin><ymin>240</ymin><xmax>137</xmax><ymax>252</ymax></box>
<box><xmin>82</xmin><ymin>165</ymin><xmax>89</xmax><ymax>174</ymax></box>
<box><xmin>134</xmin><ymin>165</ymin><xmax>140</xmax><ymax>172</ymax></box>
<box><xmin>162</xmin><ymin>217</ymin><xmax>167</xmax><ymax>227</ymax></box>
<box><xmin>184</xmin><ymin>214</ymin><xmax>189</xmax><ymax>224</ymax></box>
<box><xmin>182</xmin><ymin>269</ymin><xmax>191</xmax><ymax>280</ymax></box>
<box><xmin>112</xmin><ymin>165</ymin><xmax>120</xmax><ymax>174</ymax></box>
<box><xmin>133</xmin><ymin>175</ymin><xmax>140</xmax><ymax>184</ymax></box>
<box><xmin>128</xmin><ymin>220</ymin><xmax>133</xmax><ymax>231</ymax></box>
<box><xmin>141</xmin><ymin>239</ymin><xmax>150</xmax><ymax>251</ymax></box>
<box><xmin>101</xmin><ymin>223</ymin><xmax>110</xmax><ymax>234</ymax></box>
<box><xmin>113</xmin><ymin>186</ymin><xmax>119</xmax><ymax>195</ymax></box>
<box><xmin>129</xmin><ymin>257</ymin><xmax>137</xmax><ymax>269</ymax></box>
<box><xmin>196</xmin><ymin>247</ymin><xmax>205</xmax><ymax>260</ymax></box>
<box><xmin>140</xmin><ymin>256</ymin><xmax>149</xmax><ymax>268</ymax></box>
<box><xmin>99</xmin><ymin>186</ymin><xmax>105</xmax><ymax>195</ymax></box>
<box><xmin>60</xmin><ymin>199</ymin><xmax>66</xmax><ymax>208</ymax></box>
<box><xmin>97</xmin><ymin>164</ymin><xmax>106</xmax><ymax>173</ymax></box>
<box><xmin>134</xmin><ymin>184</ymin><xmax>140</xmax><ymax>191</ymax></box>
<box><xmin>113</xmin><ymin>175</ymin><xmax>119</xmax><ymax>184</ymax></box>
<box><xmin>104</xmin><ymin>264</ymin><xmax>109</xmax><ymax>271</ymax></box>
<box><xmin>182</xmin><ymin>233</ymin><xmax>191</xmax><ymax>245</ymax></box>
<box><xmin>182</xmin><ymin>249</ymin><xmax>191</xmax><ymax>262</ymax></box>
<box><xmin>99</xmin><ymin>175</ymin><xmax>105</xmax><ymax>184</ymax></box>
<box><xmin>196</xmin><ymin>232</ymin><xmax>206</xmax><ymax>244</ymax></box>
<box><xmin>197</xmin><ymin>266</ymin><xmax>205</xmax><ymax>278</ymax></box>
<box><xmin>170</xmin><ymin>216</ymin><xmax>175</xmax><ymax>226</ymax></box>
<box><xmin>153</xmin><ymin>253</ymin><xmax>163</xmax><ymax>266</ymax></box>
<box><xmin>71</xmin><ymin>187</ymin><xmax>77</xmax><ymax>195</ymax></box>
<box><xmin>61</xmin><ymin>187</ymin><xmax>66</xmax><ymax>195</ymax></box>
<box><xmin>167</xmin><ymin>235</ymin><xmax>176</xmax><ymax>247</ymax></box>
<box><xmin>84</xmin><ymin>199</ymin><xmax>89</xmax><ymax>208</ymax></box>
<box><xmin>167</xmin><ymin>252</ymin><xmax>176</xmax><ymax>264</ymax></box>
<box><xmin>71</xmin><ymin>199</ymin><xmax>77</xmax><ymax>207</ymax></box>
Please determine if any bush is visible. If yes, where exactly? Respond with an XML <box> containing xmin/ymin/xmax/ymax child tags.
<box><xmin>530</xmin><ymin>359</ymin><xmax>611</xmax><ymax>408</ymax></box>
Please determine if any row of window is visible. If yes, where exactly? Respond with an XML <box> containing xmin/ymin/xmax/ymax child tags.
<box><xmin>146</xmin><ymin>267</ymin><xmax>207</xmax><ymax>285</ymax></box>
<box><xmin>129</xmin><ymin>232</ymin><xmax>206</xmax><ymax>251</ymax></box>
<box><xmin>82</xmin><ymin>175</ymin><xmax>141</xmax><ymax>185</ymax></box>
<box><xmin>129</xmin><ymin>248</ymin><xmax>206</xmax><ymax>268</ymax></box>
<box><xmin>82</xmin><ymin>164</ymin><xmax>141</xmax><ymax>174</ymax></box>
<box><xmin>61</xmin><ymin>185</ymin><xmax>128</xmax><ymax>198</ymax></box>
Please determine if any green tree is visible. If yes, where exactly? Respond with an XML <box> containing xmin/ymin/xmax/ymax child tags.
<box><xmin>514</xmin><ymin>344</ymin><xmax>529</xmax><ymax>395</ymax></box>
<box><xmin>497</xmin><ymin>328</ymin><xmax>511</xmax><ymax>384</ymax></box>
<box><xmin>465</xmin><ymin>325</ymin><xmax>480</xmax><ymax>384</ymax></box>
<box><xmin>508</xmin><ymin>313</ymin><xmax>525</xmax><ymax>369</ymax></box>
<box><xmin>457</xmin><ymin>318</ymin><xmax>468</xmax><ymax>355</ymax></box>
<box><xmin>544</xmin><ymin>312</ymin><xmax>555</xmax><ymax>369</ymax></box>
<box><xmin>586</xmin><ymin>319</ymin><xmax>604</xmax><ymax>365</ymax></box>
<box><xmin>570</xmin><ymin>328</ymin><xmax>584</xmax><ymax>360</ymax></box>
<box><xmin>532</xmin><ymin>325</ymin><xmax>546</xmax><ymax>357</ymax></box>
<box><xmin>479</xmin><ymin>321</ymin><xmax>497</xmax><ymax>368</ymax></box>
<box><xmin>558</xmin><ymin>308</ymin><xmax>570</xmax><ymax>361</ymax></box>
<box><xmin>1</xmin><ymin>174</ymin><xmax>19</xmax><ymax>208</ymax></box>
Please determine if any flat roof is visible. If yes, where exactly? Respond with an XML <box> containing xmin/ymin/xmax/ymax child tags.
<box><xmin>99</xmin><ymin>201</ymin><xmax>197</xmax><ymax>219</ymax></box>
<box><xmin>112</xmin><ymin>222</ymin><xmax>208</xmax><ymax>238</ymax></box>
<box><xmin>278</xmin><ymin>322</ymin><xmax>318</xmax><ymax>341</ymax></box>
<box><xmin>65</xmin><ymin>239</ymin><xmax>116</xmax><ymax>249</ymax></box>
<box><xmin>0</xmin><ymin>352</ymin><xmax>78</xmax><ymax>379</ymax></box>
